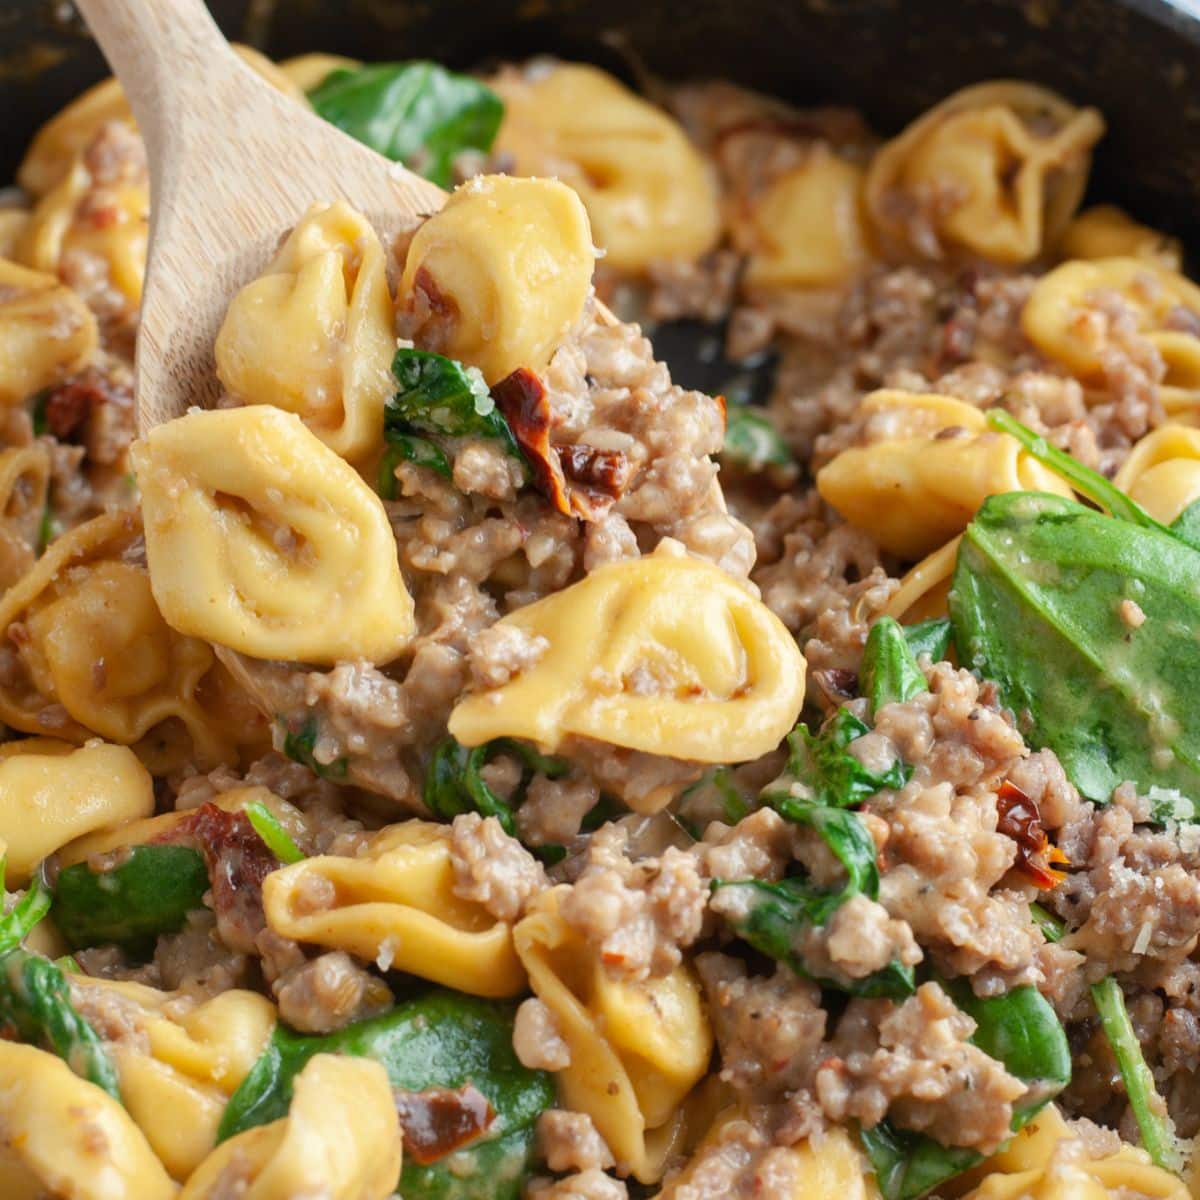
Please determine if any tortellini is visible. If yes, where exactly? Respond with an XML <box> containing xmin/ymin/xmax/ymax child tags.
<box><xmin>16</xmin><ymin>44</ymin><xmax>305</xmax><ymax>196</ymax></box>
<box><xmin>865</xmin><ymin>82</ymin><xmax>1104</xmax><ymax>263</ymax></box>
<box><xmin>448</xmin><ymin>540</ymin><xmax>806</xmax><ymax>774</ymax></box>
<box><xmin>1059</xmin><ymin>205</ymin><xmax>1182</xmax><ymax>271</ymax></box>
<box><xmin>276</xmin><ymin>52</ymin><xmax>362</xmax><ymax>92</ymax></box>
<box><xmin>740</xmin><ymin>146</ymin><xmax>873</xmax><ymax>290</ymax></box>
<box><xmin>0</xmin><ymin>1041</ymin><xmax>176</xmax><ymax>1200</ymax></box>
<box><xmin>883</xmin><ymin>536</ymin><xmax>961</xmax><ymax>624</ymax></box>
<box><xmin>0</xmin><ymin>258</ymin><xmax>97</xmax><ymax>404</ymax></box>
<box><xmin>0</xmin><ymin>739</ymin><xmax>151</xmax><ymax>883</ymax></box>
<box><xmin>962</xmin><ymin>1106</ymin><xmax>1187</xmax><ymax>1200</ymax></box>
<box><xmin>70</xmin><ymin>976</ymin><xmax>277</xmax><ymax>1180</ymax></box>
<box><xmin>179</xmin><ymin>1053</ymin><xmax>401</xmax><ymax>1200</ymax></box>
<box><xmin>1113</xmin><ymin>425</ymin><xmax>1200</xmax><ymax>525</ymax></box>
<box><xmin>514</xmin><ymin>887</ymin><xmax>713</xmax><ymax>1182</ymax></box>
<box><xmin>0</xmin><ymin>443</ymin><xmax>52</xmax><ymax>592</ymax></box>
<box><xmin>215</xmin><ymin>201</ymin><xmax>393</xmax><ymax>462</ymax></box>
<box><xmin>1022</xmin><ymin>257</ymin><xmax>1200</xmax><ymax>419</ymax></box>
<box><xmin>0</xmin><ymin>509</ymin><xmax>263</xmax><ymax>771</ymax></box>
<box><xmin>815</xmin><ymin>390</ymin><xmax>1073</xmax><ymax>559</ymax></box>
<box><xmin>491</xmin><ymin>61</ymin><xmax>721</xmax><ymax>273</ymax></box>
<box><xmin>132</xmin><ymin>406</ymin><xmax>415</xmax><ymax>665</ymax></box>
<box><xmin>395</xmin><ymin>173</ymin><xmax>595</xmax><ymax>384</ymax></box>
<box><xmin>262</xmin><ymin>820</ymin><xmax>526</xmax><ymax>997</ymax></box>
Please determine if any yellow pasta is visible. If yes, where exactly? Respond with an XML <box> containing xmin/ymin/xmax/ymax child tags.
<box><xmin>449</xmin><ymin>540</ymin><xmax>805</xmax><ymax>778</ymax></box>
<box><xmin>491</xmin><ymin>61</ymin><xmax>720</xmax><ymax>273</ymax></box>
<box><xmin>1059</xmin><ymin>205</ymin><xmax>1182</xmax><ymax>270</ymax></box>
<box><xmin>962</xmin><ymin>1106</ymin><xmax>1186</xmax><ymax>1200</ymax></box>
<box><xmin>179</xmin><ymin>1053</ymin><xmax>401</xmax><ymax>1200</ymax></box>
<box><xmin>263</xmin><ymin>820</ymin><xmax>526</xmax><ymax>997</ymax></box>
<box><xmin>0</xmin><ymin>1041</ymin><xmax>176</xmax><ymax>1200</ymax></box>
<box><xmin>742</xmin><ymin>146</ymin><xmax>872</xmax><ymax>289</ymax></box>
<box><xmin>514</xmin><ymin>887</ymin><xmax>712</xmax><ymax>1182</ymax></box>
<box><xmin>816</xmin><ymin>390</ymin><xmax>1072</xmax><ymax>559</ymax></box>
<box><xmin>865</xmin><ymin>81</ymin><xmax>1104</xmax><ymax>263</ymax></box>
<box><xmin>0</xmin><ymin>257</ymin><xmax>97</xmax><ymax>405</ymax></box>
<box><xmin>17</xmin><ymin>44</ymin><xmax>305</xmax><ymax>197</ymax></box>
<box><xmin>1112</xmin><ymin>425</ymin><xmax>1200</xmax><ymax>524</ymax></box>
<box><xmin>0</xmin><ymin>207</ymin><xmax>30</xmax><ymax>258</ymax></box>
<box><xmin>883</xmin><ymin>536</ymin><xmax>961</xmax><ymax>624</ymax></box>
<box><xmin>71</xmin><ymin>976</ymin><xmax>277</xmax><ymax>1181</ymax></box>
<box><xmin>0</xmin><ymin>739</ymin><xmax>153</xmax><ymax>883</ymax></box>
<box><xmin>277</xmin><ymin>52</ymin><xmax>362</xmax><ymax>92</ymax></box>
<box><xmin>215</xmin><ymin>201</ymin><xmax>393</xmax><ymax>463</ymax></box>
<box><xmin>396</xmin><ymin>173</ymin><xmax>594</xmax><ymax>384</ymax></box>
<box><xmin>0</xmin><ymin>509</ymin><xmax>261</xmax><ymax>771</ymax></box>
<box><xmin>132</xmin><ymin>406</ymin><xmax>415</xmax><ymax>665</ymax></box>
<box><xmin>0</xmin><ymin>443</ymin><xmax>52</xmax><ymax>593</ymax></box>
<box><xmin>1022</xmin><ymin>256</ymin><xmax>1200</xmax><ymax>420</ymax></box>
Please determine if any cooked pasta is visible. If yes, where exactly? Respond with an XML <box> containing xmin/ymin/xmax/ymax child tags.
<box><xmin>2</xmin><ymin>38</ymin><xmax>1199</xmax><ymax>1200</ymax></box>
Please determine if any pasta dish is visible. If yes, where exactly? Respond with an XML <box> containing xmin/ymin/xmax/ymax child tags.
<box><xmin>0</xmin><ymin>43</ymin><xmax>1198</xmax><ymax>1200</ymax></box>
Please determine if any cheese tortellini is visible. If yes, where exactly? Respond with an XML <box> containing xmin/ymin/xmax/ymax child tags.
<box><xmin>69</xmin><ymin>977</ymin><xmax>277</xmax><ymax>1180</ymax></box>
<box><xmin>215</xmin><ymin>201</ymin><xmax>394</xmax><ymax>463</ymax></box>
<box><xmin>0</xmin><ymin>443</ymin><xmax>52</xmax><ymax>592</ymax></box>
<box><xmin>816</xmin><ymin>390</ymin><xmax>1073</xmax><ymax>559</ymax></box>
<box><xmin>1113</xmin><ymin>425</ymin><xmax>1200</xmax><ymax>525</ymax></box>
<box><xmin>449</xmin><ymin>540</ymin><xmax>806</xmax><ymax>774</ymax></box>
<box><xmin>740</xmin><ymin>146</ymin><xmax>873</xmax><ymax>290</ymax></box>
<box><xmin>0</xmin><ymin>1041</ymin><xmax>176</xmax><ymax>1200</ymax></box>
<box><xmin>1022</xmin><ymin>257</ymin><xmax>1200</xmax><ymax>419</ymax></box>
<box><xmin>395</xmin><ymin>173</ymin><xmax>595</xmax><ymax>384</ymax></box>
<box><xmin>179</xmin><ymin>1053</ymin><xmax>402</xmax><ymax>1200</ymax></box>
<box><xmin>0</xmin><ymin>739</ymin><xmax>152</xmax><ymax>884</ymax></box>
<box><xmin>514</xmin><ymin>888</ymin><xmax>713</xmax><ymax>1182</ymax></box>
<box><xmin>1059</xmin><ymin>205</ymin><xmax>1182</xmax><ymax>271</ymax></box>
<box><xmin>262</xmin><ymin>820</ymin><xmax>527</xmax><ymax>997</ymax></box>
<box><xmin>132</xmin><ymin>406</ymin><xmax>415</xmax><ymax>665</ymax></box>
<box><xmin>962</xmin><ymin>1106</ymin><xmax>1187</xmax><ymax>1200</ymax></box>
<box><xmin>0</xmin><ymin>258</ymin><xmax>97</xmax><ymax>404</ymax></box>
<box><xmin>865</xmin><ymin>82</ymin><xmax>1104</xmax><ymax>263</ymax></box>
<box><xmin>491</xmin><ymin>61</ymin><xmax>721</xmax><ymax>273</ymax></box>
<box><xmin>0</xmin><ymin>509</ymin><xmax>263</xmax><ymax>771</ymax></box>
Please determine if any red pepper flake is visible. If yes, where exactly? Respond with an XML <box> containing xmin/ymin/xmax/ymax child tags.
<box><xmin>996</xmin><ymin>780</ymin><xmax>1068</xmax><ymax>890</ymax></box>
<box><xmin>492</xmin><ymin>367</ymin><xmax>631</xmax><ymax>520</ymax></box>
<box><xmin>393</xmin><ymin>1084</ymin><xmax>496</xmax><ymax>1165</ymax></box>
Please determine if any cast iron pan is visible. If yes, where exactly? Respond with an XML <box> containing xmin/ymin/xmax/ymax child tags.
<box><xmin>3</xmin><ymin>0</ymin><xmax>1199</xmax><ymax>396</ymax></box>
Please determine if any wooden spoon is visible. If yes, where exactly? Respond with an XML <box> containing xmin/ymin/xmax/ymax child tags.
<box><xmin>73</xmin><ymin>0</ymin><xmax>446</xmax><ymax>430</ymax></box>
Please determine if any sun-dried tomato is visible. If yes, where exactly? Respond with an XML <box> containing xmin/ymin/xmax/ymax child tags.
<box><xmin>393</xmin><ymin>1084</ymin><xmax>496</xmax><ymax>1164</ymax></box>
<box><xmin>996</xmin><ymin>780</ymin><xmax>1068</xmax><ymax>889</ymax></box>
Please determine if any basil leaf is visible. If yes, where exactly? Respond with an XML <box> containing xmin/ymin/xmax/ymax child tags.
<box><xmin>308</xmin><ymin>62</ymin><xmax>503</xmax><ymax>189</ymax></box>
<box><xmin>861</xmin><ymin>983</ymin><xmax>1071</xmax><ymax>1200</ymax></box>
<box><xmin>722</xmin><ymin>408</ymin><xmax>792</xmax><ymax>471</ymax></box>
<box><xmin>0</xmin><ymin>949</ymin><xmax>120</xmax><ymax>1099</ymax></box>
<box><xmin>862</xmin><ymin>617</ymin><xmax>929</xmax><ymax>716</ymax></box>
<box><xmin>52</xmin><ymin>845</ymin><xmax>210</xmax><ymax>953</ymax></box>
<box><xmin>244</xmin><ymin>802</ymin><xmax>305</xmax><ymax>865</ymax></box>
<box><xmin>951</xmin><ymin>490</ymin><xmax>1200</xmax><ymax>804</ymax></box>
<box><xmin>278</xmin><ymin>715</ymin><xmax>348</xmax><ymax>781</ymax></box>
<box><xmin>902</xmin><ymin>618</ymin><xmax>953</xmax><ymax>664</ymax></box>
<box><xmin>1091</xmin><ymin>977</ymin><xmax>1181</xmax><ymax>1170</ymax></box>
<box><xmin>219</xmin><ymin>991</ymin><xmax>554</xmax><ymax>1200</ymax></box>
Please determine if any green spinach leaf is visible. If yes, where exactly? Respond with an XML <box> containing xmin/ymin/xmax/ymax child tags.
<box><xmin>244</xmin><ymin>802</ymin><xmax>305</xmax><ymax>865</ymax></box>
<box><xmin>278</xmin><ymin>715</ymin><xmax>348</xmax><ymax>780</ymax></box>
<box><xmin>901</xmin><ymin>618</ymin><xmax>953</xmax><ymax>666</ymax></box>
<box><xmin>308</xmin><ymin>62</ymin><xmax>503</xmax><ymax>189</ymax></box>
<box><xmin>0</xmin><ymin>867</ymin><xmax>51</xmax><ymax>956</ymax></box>
<box><xmin>1170</xmin><ymin>497</ymin><xmax>1200</xmax><ymax>554</ymax></box>
<box><xmin>377</xmin><ymin>436</ymin><xmax>452</xmax><ymax>499</ymax></box>
<box><xmin>862</xmin><ymin>616</ymin><xmax>929</xmax><ymax>716</ymax></box>
<box><xmin>51</xmin><ymin>845</ymin><xmax>209</xmax><ymax>953</ymax></box>
<box><xmin>950</xmin><ymin>490</ymin><xmax>1200</xmax><ymax>804</ymax></box>
<box><xmin>722</xmin><ymin>408</ymin><xmax>792</xmax><ymax>472</ymax></box>
<box><xmin>219</xmin><ymin>991</ymin><xmax>554</xmax><ymax>1200</ymax></box>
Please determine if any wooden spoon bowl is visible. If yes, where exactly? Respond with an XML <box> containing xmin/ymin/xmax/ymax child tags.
<box><xmin>74</xmin><ymin>0</ymin><xmax>447</xmax><ymax>429</ymax></box>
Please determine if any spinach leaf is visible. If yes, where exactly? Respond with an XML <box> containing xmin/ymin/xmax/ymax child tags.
<box><xmin>377</xmin><ymin>436</ymin><xmax>452</xmax><ymax>499</ymax></box>
<box><xmin>861</xmin><ymin>982</ymin><xmax>1071</xmax><ymax>1200</ymax></box>
<box><xmin>51</xmin><ymin>845</ymin><xmax>209</xmax><ymax>953</ymax></box>
<box><xmin>722</xmin><ymin>408</ymin><xmax>792</xmax><ymax>472</ymax></box>
<box><xmin>425</xmin><ymin>736</ymin><xmax>568</xmax><ymax>839</ymax></box>
<box><xmin>0</xmin><ymin>948</ymin><xmax>120</xmax><ymax>1099</ymax></box>
<box><xmin>307</xmin><ymin>62</ymin><xmax>503</xmax><ymax>189</ymax></box>
<box><xmin>679</xmin><ymin>766</ymin><xmax>749</xmax><ymax>835</ymax></box>
<box><xmin>1091</xmin><ymin>977</ymin><xmax>1181</xmax><ymax>1170</ymax></box>
<box><xmin>278</xmin><ymin>715</ymin><xmax>348</xmax><ymax>781</ymax></box>
<box><xmin>29</xmin><ymin>390</ymin><xmax>48</xmax><ymax>437</ymax></box>
<box><xmin>902</xmin><ymin>618</ymin><xmax>953</xmax><ymax>665</ymax></box>
<box><xmin>862</xmin><ymin>616</ymin><xmax>929</xmax><ymax>716</ymax></box>
<box><xmin>1029</xmin><ymin>902</ymin><xmax>1065</xmax><ymax>944</ymax></box>
<box><xmin>950</xmin><ymin>489</ymin><xmax>1200</xmax><ymax>804</ymax></box>
<box><xmin>244</xmin><ymin>802</ymin><xmax>305</xmax><ymax>865</ymax></box>
<box><xmin>219</xmin><ymin>991</ymin><xmax>554</xmax><ymax>1200</ymax></box>
<box><xmin>1170</xmin><ymin>497</ymin><xmax>1200</xmax><ymax>554</ymax></box>
<box><xmin>0</xmin><ymin>867</ymin><xmax>51</xmax><ymax>956</ymax></box>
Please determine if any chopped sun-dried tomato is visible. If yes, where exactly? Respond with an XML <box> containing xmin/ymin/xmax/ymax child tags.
<box><xmin>393</xmin><ymin>1084</ymin><xmax>496</xmax><ymax>1164</ymax></box>
<box><xmin>996</xmin><ymin>779</ymin><xmax>1068</xmax><ymax>890</ymax></box>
